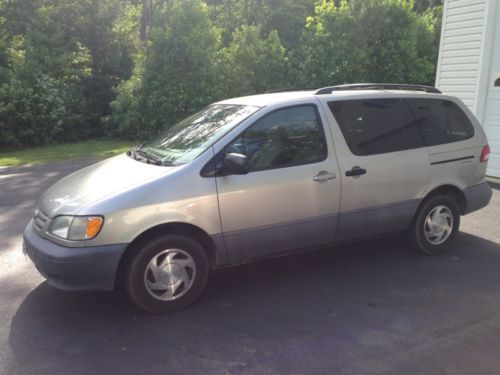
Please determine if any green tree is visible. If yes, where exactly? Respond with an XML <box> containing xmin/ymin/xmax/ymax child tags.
<box><xmin>221</xmin><ymin>25</ymin><xmax>291</xmax><ymax>96</ymax></box>
<box><xmin>0</xmin><ymin>0</ymin><xmax>135</xmax><ymax>145</ymax></box>
<box><xmin>0</xmin><ymin>10</ymin><xmax>9</xmax><ymax>84</ymax></box>
<box><xmin>107</xmin><ymin>0</ymin><xmax>220</xmax><ymax>139</ymax></box>
<box><xmin>78</xmin><ymin>0</ymin><xmax>135</xmax><ymax>137</ymax></box>
<box><xmin>298</xmin><ymin>0</ymin><xmax>439</xmax><ymax>87</ymax></box>
<box><xmin>0</xmin><ymin>1</ymin><xmax>91</xmax><ymax>145</ymax></box>
<box><xmin>208</xmin><ymin>0</ymin><xmax>268</xmax><ymax>45</ymax></box>
<box><xmin>208</xmin><ymin>0</ymin><xmax>315</xmax><ymax>49</ymax></box>
<box><xmin>413</xmin><ymin>0</ymin><xmax>443</xmax><ymax>13</ymax></box>
<box><xmin>104</xmin><ymin>51</ymin><xmax>145</xmax><ymax>139</ymax></box>
<box><xmin>0</xmin><ymin>73</ymin><xmax>66</xmax><ymax>147</ymax></box>
<box><xmin>21</xmin><ymin>2</ymin><xmax>93</xmax><ymax>141</ymax></box>
<box><xmin>259</xmin><ymin>0</ymin><xmax>316</xmax><ymax>50</ymax></box>
<box><xmin>0</xmin><ymin>0</ymin><xmax>443</xmax><ymax>147</ymax></box>
<box><xmin>37</xmin><ymin>0</ymin><xmax>135</xmax><ymax>137</ymax></box>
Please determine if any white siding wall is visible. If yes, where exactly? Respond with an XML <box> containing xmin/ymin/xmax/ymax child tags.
<box><xmin>435</xmin><ymin>0</ymin><xmax>487</xmax><ymax>111</ymax></box>
<box><xmin>482</xmin><ymin>6</ymin><xmax>500</xmax><ymax>177</ymax></box>
<box><xmin>436</xmin><ymin>0</ymin><xmax>500</xmax><ymax>177</ymax></box>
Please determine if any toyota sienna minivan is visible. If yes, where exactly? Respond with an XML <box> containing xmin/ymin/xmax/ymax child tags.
<box><xmin>23</xmin><ymin>83</ymin><xmax>493</xmax><ymax>313</ymax></box>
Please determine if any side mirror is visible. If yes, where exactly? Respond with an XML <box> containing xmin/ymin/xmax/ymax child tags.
<box><xmin>224</xmin><ymin>153</ymin><xmax>248</xmax><ymax>175</ymax></box>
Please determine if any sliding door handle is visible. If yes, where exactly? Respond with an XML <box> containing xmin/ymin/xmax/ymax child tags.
<box><xmin>345</xmin><ymin>166</ymin><xmax>366</xmax><ymax>177</ymax></box>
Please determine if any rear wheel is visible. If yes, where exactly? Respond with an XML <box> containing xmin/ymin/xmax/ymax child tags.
<box><xmin>409</xmin><ymin>195</ymin><xmax>460</xmax><ymax>255</ymax></box>
<box><xmin>125</xmin><ymin>234</ymin><xmax>209</xmax><ymax>313</ymax></box>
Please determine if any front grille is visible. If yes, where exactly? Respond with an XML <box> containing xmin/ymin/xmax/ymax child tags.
<box><xmin>33</xmin><ymin>208</ymin><xmax>49</xmax><ymax>232</ymax></box>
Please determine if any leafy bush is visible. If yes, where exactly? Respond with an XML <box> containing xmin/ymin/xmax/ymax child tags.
<box><xmin>0</xmin><ymin>73</ymin><xmax>65</xmax><ymax>147</ymax></box>
<box><xmin>106</xmin><ymin>0</ymin><xmax>221</xmax><ymax>139</ymax></box>
<box><xmin>0</xmin><ymin>0</ymin><xmax>443</xmax><ymax>146</ymax></box>
<box><xmin>221</xmin><ymin>25</ymin><xmax>291</xmax><ymax>96</ymax></box>
<box><xmin>297</xmin><ymin>0</ymin><xmax>440</xmax><ymax>87</ymax></box>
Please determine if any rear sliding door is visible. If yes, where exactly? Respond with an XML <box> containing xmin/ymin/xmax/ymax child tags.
<box><xmin>325</xmin><ymin>97</ymin><xmax>430</xmax><ymax>241</ymax></box>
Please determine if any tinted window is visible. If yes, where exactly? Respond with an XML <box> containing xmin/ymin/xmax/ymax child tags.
<box><xmin>226</xmin><ymin>105</ymin><xmax>327</xmax><ymax>171</ymax></box>
<box><xmin>407</xmin><ymin>99</ymin><xmax>474</xmax><ymax>146</ymax></box>
<box><xmin>329</xmin><ymin>99</ymin><xmax>424</xmax><ymax>156</ymax></box>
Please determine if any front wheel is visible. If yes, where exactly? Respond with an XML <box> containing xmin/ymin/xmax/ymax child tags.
<box><xmin>408</xmin><ymin>195</ymin><xmax>460</xmax><ymax>255</ymax></box>
<box><xmin>125</xmin><ymin>234</ymin><xmax>209</xmax><ymax>313</ymax></box>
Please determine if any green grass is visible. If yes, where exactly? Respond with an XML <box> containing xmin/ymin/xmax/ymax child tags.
<box><xmin>0</xmin><ymin>140</ymin><xmax>136</xmax><ymax>167</ymax></box>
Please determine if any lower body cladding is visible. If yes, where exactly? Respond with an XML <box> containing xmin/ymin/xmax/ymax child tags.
<box><xmin>23</xmin><ymin>220</ymin><xmax>127</xmax><ymax>291</ymax></box>
<box><xmin>221</xmin><ymin>200</ymin><xmax>420</xmax><ymax>264</ymax></box>
<box><xmin>221</xmin><ymin>182</ymin><xmax>493</xmax><ymax>263</ymax></box>
<box><xmin>22</xmin><ymin>182</ymin><xmax>492</xmax><ymax>292</ymax></box>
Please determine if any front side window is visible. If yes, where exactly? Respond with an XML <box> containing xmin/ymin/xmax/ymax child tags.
<box><xmin>139</xmin><ymin>104</ymin><xmax>260</xmax><ymax>165</ymax></box>
<box><xmin>329</xmin><ymin>98</ymin><xmax>424</xmax><ymax>156</ymax></box>
<box><xmin>406</xmin><ymin>98</ymin><xmax>474</xmax><ymax>146</ymax></box>
<box><xmin>226</xmin><ymin>105</ymin><xmax>327</xmax><ymax>171</ymax></box>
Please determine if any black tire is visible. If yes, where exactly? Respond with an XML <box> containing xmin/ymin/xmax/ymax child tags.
<box><xmin>408</xmin><ymin>195</ymin><xmax>460</xmax><ymax>255</ymax></box>
<box><xmin>125</xmin><ymin>234</ymin><xmax>209</xmax><ymax>313</ymax></box>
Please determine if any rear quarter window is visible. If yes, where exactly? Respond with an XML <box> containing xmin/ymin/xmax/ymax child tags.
<box><xmin>328</xmin><ymin>98</ymin><xmax>424</xmax><ymax>156</ymax></box>
<box><xmin>406</xmin><ymin>98</ymin><xmax>474</xmax><ymax>146</ymax></box>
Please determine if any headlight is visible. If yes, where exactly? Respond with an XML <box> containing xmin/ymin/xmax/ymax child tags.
<box><xmin>48</xmin><ymin>216</ymin><xmax>104</xmax><ymax>240</ymax></box>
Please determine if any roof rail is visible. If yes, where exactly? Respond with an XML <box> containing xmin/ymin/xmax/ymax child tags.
<box><xmin>265</xmin><ymin>87</ymin><xmax>317</xmax><ymax>93</ymax></box>
<box><xmin>315</xmin><ymin>83</ymin><xmax>441</xmax><ymax>95</ymax></box>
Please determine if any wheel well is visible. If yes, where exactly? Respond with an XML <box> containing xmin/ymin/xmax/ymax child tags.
<box><xmin>114</xmin><ymin>223</ymin><xmax>218</xmax><ymax>289</ymax></box>
<box><xmin>423</xmin><ymin>185</ymin><xmax>466</xmax><ymax>214</ymax></box>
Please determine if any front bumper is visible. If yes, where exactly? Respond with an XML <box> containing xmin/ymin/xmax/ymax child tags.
<box><xmin>23</xmin><ymin>220</ymin><xmax>127</xmax><ymax>291</ymax></box>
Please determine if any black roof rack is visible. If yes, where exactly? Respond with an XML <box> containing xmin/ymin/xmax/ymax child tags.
<box><xmin>265</xmin><ymin>87</ymin><xmax>317</xmax><ymax>93</ymax></box>
<box><xmin>315</xmin><ymin>83</ymin><xmax>441</xmax><ymax>95</ymax></box>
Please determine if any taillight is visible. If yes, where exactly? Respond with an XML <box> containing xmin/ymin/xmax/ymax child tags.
<box><xmin>480</xmin><ymin>145</ymin><xmax>490</xmax><ymax>162</ymax></box>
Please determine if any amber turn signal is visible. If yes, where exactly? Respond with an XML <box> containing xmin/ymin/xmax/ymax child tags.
<box><xmin>85</xmin><ymin>217</ymin><xmax>103</xmax><ymax>239</ymax></box>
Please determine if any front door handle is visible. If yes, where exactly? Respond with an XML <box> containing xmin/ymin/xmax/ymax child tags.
<box><xmin>313</xmin><ymin>171</ymin><xmax>336</xmax><ymax>183</ymax></box>
<box><xmin>345</xmin><ymin>166</ymin><xmax>367</xmax><ymax>177</ymax></box>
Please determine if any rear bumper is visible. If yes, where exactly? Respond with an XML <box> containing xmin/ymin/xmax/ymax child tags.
<box><xmin>463</xmin><ymin>182</ymin><xmax>493</xmax><ymax>214</ymax></box>
<box><xmin>23</xmin><ymin>220</ymin><xmax>127</xmax><ymax>291</ymax></box>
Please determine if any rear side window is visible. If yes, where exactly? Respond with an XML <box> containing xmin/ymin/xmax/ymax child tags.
<box><xmin>328</xmin><ymin>99</ymin><xmax>424</xmax><ymax>156</ymax></box>
<box><xmin>406</xmin><ymin>99</ymin><xmax>474</xmax><ymax>146</ymax></box>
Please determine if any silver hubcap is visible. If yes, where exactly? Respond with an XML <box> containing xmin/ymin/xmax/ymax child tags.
<box><xmin>424</xmin><ymin>205</ymin><xmax>453</xmax><ymax>245</ymax></box>
<box><xmin>144</xmin><ymin>249</ymin><xmax>196</xmax><ymax>301</ymax></box>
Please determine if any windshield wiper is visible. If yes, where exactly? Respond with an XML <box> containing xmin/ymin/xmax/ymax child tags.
<box><xmin>127</xmin><ymin>148</ymin><xmax>164</xmax><ymax>166</ymax></box>
<box><xmin>127</xmin><ymin>147</ymin><xmax>178</xmax><ymax>166</ymax></box>
<box><xmin>137</xmin><ymin>149</ymin><xmax>164</xmax><ymax>165</ymax></box>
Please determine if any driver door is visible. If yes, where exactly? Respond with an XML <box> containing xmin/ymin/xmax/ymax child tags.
<box><xmin>215</xmin><ymin>103</ymin><xmax>341</xmax><ymax>263</ymax></box>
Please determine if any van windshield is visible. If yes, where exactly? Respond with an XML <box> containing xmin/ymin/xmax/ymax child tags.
<box><xmin>136</xmin><ymin>104</ymin><xmax>260</xmax><ymax>166</ymax></box>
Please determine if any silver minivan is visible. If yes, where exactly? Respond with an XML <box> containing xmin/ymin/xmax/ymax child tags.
<box><xmin>23</xmin><ymin>84</ymin><xmax>493</xmax><ymax>313</ymax></box>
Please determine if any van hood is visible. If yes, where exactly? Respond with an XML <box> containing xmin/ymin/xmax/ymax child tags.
<box><xmin>38</xmin><ymin>154</ymin><xmax>173</xmax><ymax>217</ymax></box>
